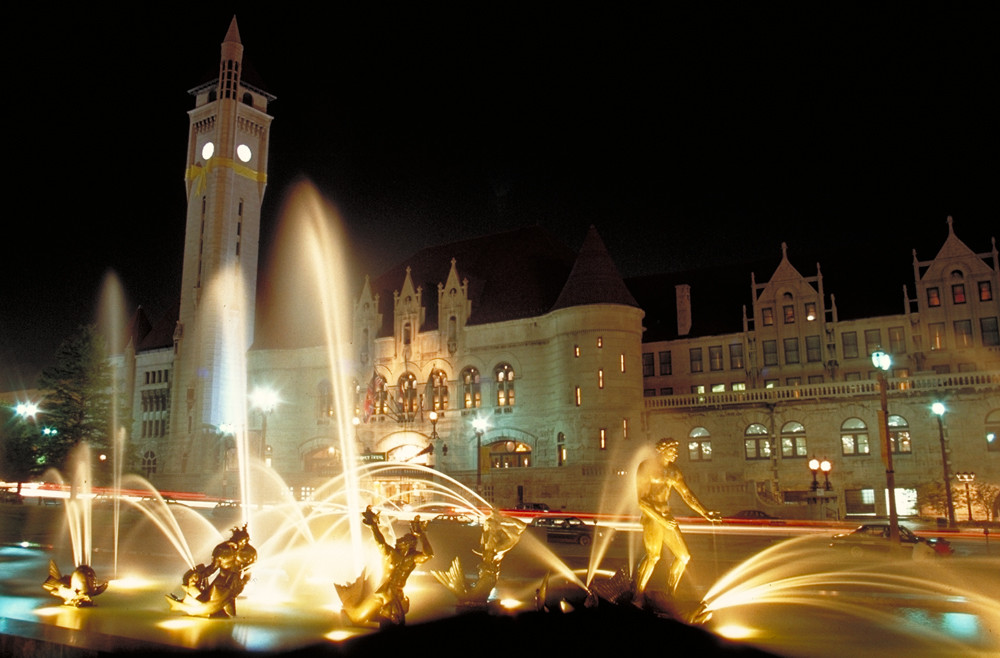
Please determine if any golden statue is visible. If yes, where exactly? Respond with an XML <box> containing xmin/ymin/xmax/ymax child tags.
<box><xmin>166</xmin><ymin>524</ymin><xmax>257</xmax><ymax>617</ymax></box>
<box><xmin>42</xmin><ymin>561</ymin><xmax>107</xmax><ymax>607</ymax></box>
<box><xmin>336</xmin><ymin>506</ymin><xmax>434</xmax><ymax>626</ymax></box>
<box><xmin>432</xmin><ymin>508</ymin><xmax>526</xmax><ymax>606</ymax></box>
<box><xmin>635</xmin><ymin>438</ymin><xmax>719</xmax><ymax>598</ymax></box>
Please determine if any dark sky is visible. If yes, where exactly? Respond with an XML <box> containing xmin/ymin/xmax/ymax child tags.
<box><xmin>2</xmin><ymin>5</ymin><xmax>995</xmax><ymax>392</ymax></box>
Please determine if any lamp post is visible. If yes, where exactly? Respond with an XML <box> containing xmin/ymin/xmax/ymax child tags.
<box><xmin>956</xmin><ymin>472</ymin><xmax>976</xmax><ymax>522</ymax></box>
<box><xmin>249</xmin><ymin>387</ymin><xmax>279</xmax><ymax>461</ymax></box>
<box><xmin>871</xmin><ymin>350</ymin><xmax>900</xmax><ymax>544</ymax></box>
<box><xmin>472</xmin><ymin>417</ymin><xmax>487</xmax><ymax>491</ymax></box>
<box><xmin>931</xmin><ymin>402</ymin><xmax>956</xmax><ymax>528</ymax></box>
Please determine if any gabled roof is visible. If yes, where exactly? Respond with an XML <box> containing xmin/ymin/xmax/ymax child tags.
<box><xmin>370</xmin><ymin>226</ymin><xmax>578</xmax><ymax>337</ymax></box>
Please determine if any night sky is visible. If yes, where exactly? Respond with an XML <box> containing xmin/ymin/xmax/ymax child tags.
<box><xmin>2</xmin><ymin>5</ymin><xmax>995</xmax><ymax>392</ymax></box>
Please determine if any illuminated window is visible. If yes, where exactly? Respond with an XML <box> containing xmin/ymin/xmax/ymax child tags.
<box><xmin>979</xmin><ymin>281</ymin><xmax>993</xmax><ymax>302</ymax></box>
<box><xmin>889</xmin><ymin>326</ymin><xmax>905</xmax><ymax>355</ymax></box>
<box><xmin>711</xmin><ymin>383</ymin><xmax>725</xmax><ymax>393</ymax></box>
<box><xmin>622</xmin><ymin>418</ymin><xmax>629</xmax><ymax>440</ymax></box>
<box><xmin>597</xmin><ymin>337</ymin><xmax>603</xmax><ymax>348</ymax></box>
<box><xmin>864</xmin><ymin>329</ymin><xmax>881</xmax><ymax>357</ymax></box>
<box><xmin>575</xmin><ymin>386</ymin><xmax>582</xmax><ymax>406</ymax></box>
<box><xmin>761</xmin><ymin>307</ymin><xmax>775</xmax><ymax>326</ymax></box>
<box><xmin>429</xmin><ymin>369</ymin><xmax>448</xmax><ymax>411</ymax></box>
<box><xmin>781</xmin><ymin>421</ymin><xmax>808</xmax><ymax>458</ymax></box>
<box><xmin>709</xmin><ymin>346</ymin><xmax>723</xmax><ymax>371</ymax></box>
<box><xmin>887</xmin><ymin>415</ymin><xmax>912</xmax><ymax>453</ymax></box>
<box><xmin>598</xmin><ymin>369</ymin><xmax>604</xmax><ymax>389</ymax></box>
<box><xmin>620</xmin><ymin>353</ymin><xmax>626</xmax><ymax>373</ymax></box>
<box><xmin>397</xmin><ymin>373</ymin><xmax>418</xmax><ymax>417</ymax></box>
<box><xmin>489</xmin><ymin>440</ymin><xmax>532</xmax><ymax>469</ymax></box>
<box><xmin>558</xmin><ymin>432</ymin><xmax>567</xmax><ymax>465</ymax></box>
<box><xmin>841</xmin><ymin>417</ymin><xmax>870</xmax><ymax>455</ymax></box>
<box><xmin>732</xmin><ymin>382</ymin><xmax>746</xmax><ymax>391</ymax></box>
<box><xmin>929</xmin><ymin>323</ymin><xmax>945</xmax><ymax>350</ymax></box>
<box><xmin>318</xmin><ymin>379</ymin><xmax>334</xmax><ymax>419</ymax></box>
<box><xmin>927</xmin><ymin>287</ymin><xmax>941</xmax><ymax>307</ymax></box>
<box><xmin>952</xmin><ymin>284</ymin><xmax>967</xmax><ymax>304</ymax></box>
<box><xmin>805</xmin><ymin>302</ymin><xmax>817</xmax><ymax>321</ymax></box>
<box><xmin>783</xmin><ymin>305</ymin><xmax>795</xmax><ymax>324</ymax></box>
<box><xmin>744</xmin><ymin>423</ymin><xmax>771</xmax><ymax>460</ymax></box>
<box><xmin>954</xmin><ymin>320</ymin><xmax>973</xmax><ymax>348</ymax></box>
<box><xmin>729</xmin><ymin>343</ymin><xmax>744</xmax><ymax>369</ymax></box>
<box><xmin>688</xmin><ymin>426</ymin><xmax>712</xmax><ymax>461</ymax></box>
<box><xmin>574</xmin><ymin>345</ymin><xmax>581</xmax><ymax>357</ymax></box>
<box><xmin>461</xmin><ymin>367</ymin><xmax>481</xmax><ymax>409</ymax></box>
<box><xmin>599</xmin><ymin>428</ymin><xmax>607</xmax><ymax>450</ymax></box>
<box><xmin>495</xmin><ymin>363</ymin><xmax>515</xmax><ymax>407</ymax></box>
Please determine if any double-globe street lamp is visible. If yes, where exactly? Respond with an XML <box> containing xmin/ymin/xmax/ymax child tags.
<box><xmin>931</xmin><ymin>402</ymin><xmax>957</xmax><ymax>528</ymax></box>
<box><xmin>872</xmin><ymin>349</ymin><xmax>900</xmax><ymax>543</ymax></box>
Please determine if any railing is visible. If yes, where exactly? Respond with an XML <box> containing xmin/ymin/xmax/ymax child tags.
<box><xmin>644</xmin><ymin>369</ymin><xmax>1000</xmax><ymax>410</ymax></box>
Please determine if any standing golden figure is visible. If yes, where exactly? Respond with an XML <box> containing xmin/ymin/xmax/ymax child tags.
<box><xmin>336</xmin><ymin>505</ymin><xmax>434</xmax><ymax>626</ymax></box>
<box><xmin>635</xmin><ymin>438</ymin><xmax>719</xmax><ymax>599</ymax></box>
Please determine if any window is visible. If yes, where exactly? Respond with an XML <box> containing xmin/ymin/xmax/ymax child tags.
<box><xmin>808</xmin><ymin>375</ymin><xmax>824</xmax><ymax>384</ymax></box>
<box><xmin>781</xmin><ymin>421</ymin><xmax>807</xmax><ymax>458</ymax></box>
<box><xmin>659</xmin><ymin>351</ymin><xmax>672</xmax><ymax>375</ymax></box>
<box><xmin>761</xmin><ymin>307</ymin><xmax>774</xmax><ymax>326</ymax></box>
<box><xmin>783</xmin><ymin>337</ymin><xmax>800</xmax><ymax>364</ymax></box>
<box><xmin>659</xmin><ymin>387</ymin><xmax>673</xmax><ymax>395</ymax></box>
<box><xmin>642</xmin><ymin>353</ymin><xmax>654</xmax><ymax>377</ymax></box>
<box><xmin>888</xmin><ymin>326</ymin><xmax>905</xmax><ymax>355</ymax></box>
<box><xmin>783</xmin><ymin>305</ymin><xmax>795</xmax><ymax>324</ymax></box>
<box><xmin>732</xmin><ymin>382</ymin><xmax>746</xmax><ymax>391</ymax></box>
<box><xmin>979</xmin><ymin>281</ymin><xmax>993</xmax><ymax>302</ymax></box>
<box><xmin>842</xmin><ymin>332</ymin><xmax>859</xmax><ymax>359</ymax></box>
<box><xmin>954</xmin><ymin>320</ymin><xmax>973</xmax><ymax>348</ymax></box>
<box><xmin>864</xmin><ymin>329</ymin><xmax>881</xmax><ymax>357</ymax></box>
<box><xmin>397</xmin><ymin>373</ymin><xmax>418</xmax><ymax>417</ymax></box>
<box><xmin>599</xmin><ymin>428</ymin><xmax>607</xmax><ymax>450</ymax></box>
<box><xmin>929</xmin><ymin>323</ymin><xmax>945</xmax><ymax>350</ymax></box>
<box><xmin>688</xmin><ymin>427</ymin><xmax>712</xmax><ymax>461</ymax></box>
<box><xmin>786</xmin><ymin>377</ymin><xmax>800</xmax><ymax>386</ymax></box>
<box><xmin>982</xmin><ymin>317</ymin><xmax>999</xmax><ymax>347</ymax></box>
<box><xmin>805</xmin><ymin>302</ymin><xmax>818</xmax><ymax>321</ymax></box>
<box><xmin>557</xmin><ymin>433</ymin><xmax>566</xmax><ymax>466</ymax></box>
<box><xmin>927</xmin><ymin>287</ymin><xmax>941</xmax><ymax>307</ymax></box>
<box><xmin>574</xmin><ymin>345</ymin><xmax>581</xmax><ymax>358</ymax></box>
<box><xmin>495</xmin><ymin>363</ymin><xmax>515</xmax><ymax>406</ymax></box>
<box><xmin>461</xmin><ymin>367</ymin><xmax>481</xmax><ymax>409</ymax></box>
<box><xmin>598</xmin><ymin>369</ymin><xmax>605</xmax><ymax>389</ymax></box>
<box><xmin>709</xmin><ymin>346</ymin><xmax>723</xmax><ymax>371</ymax></box>
<box><xmin>887</xmin><ymin>415</ymin><xmax>912</xmax><ymax>454</ymax></box>
<box><xmin>318</xmin><ymin>379</ymin><xmax>334</xmax><ymax>419</ymax></box>
<box><xmin>952</xmin><ymin>284</ymin><xmax>967</xmax><ymax>304</ymax></box>
<box><xmin>489</xmin><ymin>440</ymin><xmax>532</xmax><ymax>469</ymax></box>
<box><xmin>806</xmin><ymin>335</ymin><xmax>822</xmax><ymax>362</ymax></box>
<box><xmin>644</xmin><ymin>388</ymin><xmax>656</xmax><ymax>397</ymax></box>
<box><xmin>142</xmin><ymin>450</ymin><xmax>157</xmax><ymax>477</ymax></box>
<box><xmin>575</xmin><ymin>386</ymin><xmax>582</xmax><ymax>406</ymax></box>
<box><xmin>711</xmin><ymin>383</ymin><xmax>726</xmax><ymax>393</ymax></box>
<box><xmin>986</xmin><ymin>410</ymin><xmax>1000</xmax><ymax>453</ymax></box>
<box><xmin>429</xmin><ymin>369</ymin><xmax>448</xmax><ymax>411</ymax></box>
<box><xmin>744</xmin><ymin>423</ymin><xmax>771</xmax><ymax>460</ymax></box>
<box><xmin>729</xmin><ymin>343</ymin><xmax>744</xmax><ymax>369</ymax></box>
<box><xmin>690</xmin><ymin>348</ymin><xmax>703</xmax><ymax>373</ymax></box>
<box><xmin>841</xmin><ymin>417</ymin><xmax>870</xmax><ymax>455</ymax></box>
<box><xmin>763</xmin><ymin>340</ymin><xmax>778</xmax><ymax>366</ymax></box>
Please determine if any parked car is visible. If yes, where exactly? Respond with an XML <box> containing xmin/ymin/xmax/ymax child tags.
<box><xmin>430</xmin><ymin>513</ymin><xmax>479</xmax><ymax>526</ymax></box>
<box><xmin>515</xmin><ymin>502</ymin><xmax>550</xmax><ymax>512</ymax></box>
<box><xmin>725</xmin><ymin>510</ymin><xmax>785</xmax><ymax>524</ymax></box>
<box><xmin>529</xmin><ymin>516</ymin><xmax>596</xmax><ymax>545</ymax></box>
<box><xmin>830</xmin><ymin>523</ymin><xmax>953</xmax><ymax>559</ymax></box>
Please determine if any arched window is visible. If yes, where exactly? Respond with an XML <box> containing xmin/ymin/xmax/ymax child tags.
<box><xmin>318</xmin><ymin>379</ymin><xmax>333</xmax><ymax>420</ymax></box>
<box><xmin>887</xmin><ymin>414</ymin><xmax>912</xmax><ymax>453</ymax></box>
<box><xmin>744</xmin><ymin>423</ymin><xmax>771</xmax><ymax>460</ymax></box>
<box><xmin>488</xmin><ymin>439</ymin><xmax>531</xmax><ymax>469</ymax></box>
<box><xmin>448</xmin><ymin>316</ymin><xmax>458</xmax><ymax>354</ymax></box>
<box><xmin>461</xmin><ymin>367</ymin><xmax>481</xmax><ymax>409</ymax></box>
<box><xmin>429</xmin><ymin>369</ymin><xmax>448</xmax><ymax>411</ymax></box>
<box><xmin>841</xmin><ymin>417</ymin><xmax>870</xmax><ymax>455</ymax></box>
<box><xmin>781</xmin><ymin>421</ymin><xmax>807</xmax><ymax>458</ymax></box>
<box><xmin>495</xmin><ymin>363</ymin><xmax>515</xmax><ymax>407</ymax></box>
<box><xmin>987</xmin><ymin>409</ymin><xmax>1000</xmax><ymax>453</ymax></box>
<box><xmin>142</xmin><ymin>450</ymin><xmax>157</xmax><ymax>477</ymax></box>
<box><xmin>688</xmin><ymin>427</ymin><xmax>712</xmax><ymax>461</ymax></box>
<box><xmin>397</xmin><ymin>373</ymin><xmax>418</xmax><ymax>418</ymax></box>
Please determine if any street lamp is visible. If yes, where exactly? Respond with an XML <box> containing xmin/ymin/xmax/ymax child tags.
<box><xmin>931</xmin><ymin>402</ymin><xmax>956</xmax><ymax>528</ymax></box>
<box><xmin>871</xmin><ymin>349</ymin><xmax>900</xmax><ymax>543</ymax></box>
<box><xmin>956</xmin><ymin>472</ymin><xmax>976</xmax><ymax>522</ymax></box>
<box><xmin>429</xmin><ymin>410</ymin><xmax>439</xmax><ymax>440</ymax></box>
<box><xmin>249</xmin><ymin>387</ymin><xmax>279</xmax><ymax>460</ymax></box>
<box><xmin>472</xmin><ymin>417</ymin><xmax>487</xmax><ymax>491</ymax></box>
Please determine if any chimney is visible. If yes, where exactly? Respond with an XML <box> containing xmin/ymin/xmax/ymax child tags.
<box><xmin>676</xmin><ymin>284</ymin><xmax>692</xmax><ymax>336</ymax></box>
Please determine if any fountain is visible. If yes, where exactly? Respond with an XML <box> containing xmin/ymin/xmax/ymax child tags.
<box><xmin>3</xmin><ymin>181</ymin><xmax>998</xmax><ymax>656</ymax></box>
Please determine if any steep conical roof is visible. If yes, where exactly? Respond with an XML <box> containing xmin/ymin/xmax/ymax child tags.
<box><xmin>551</xmin><ymin>226</ymin><xmax>639</xmax><ymax>310</ymax></box>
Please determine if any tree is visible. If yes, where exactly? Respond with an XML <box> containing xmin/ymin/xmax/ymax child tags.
<box><xmin>36</xmin><ymin>324</ymin><xmax>112</xmax><ymax>471</ymax></box>
<box><xmin>1</xmin><ymin>409</ymin><xmax>44</xmax><ymax>491</ymax></box>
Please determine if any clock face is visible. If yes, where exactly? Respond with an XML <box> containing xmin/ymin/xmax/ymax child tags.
<box><xmin>237</xmin><ymin>144</ymin><xmax>252</xmax><ymax>163</ymax></box>
<box><xmin>201</xmin><ymin>141</ymin><xmax>215</xmax><ymax>160</ymax></box>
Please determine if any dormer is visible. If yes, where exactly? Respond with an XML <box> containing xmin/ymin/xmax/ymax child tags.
<box><xmin>393</xmin><ymin>267</ymin><xmax>425</xmax><ymax>359</ymax></box>
<box><xmin>437</xmin><ymin>258</ymin><xmax>471</xmax><ymax>355</ymax></box>
<box><xmin>354</xmin><ymin>276</ymin><xmax>382</xmax><ymax>366</ymax></box>
<box><xmin>911</xmin><ymin>216</ymin><xmax>999</xmax><ymax>316</ymax></box>
<box><xmin>751</xmin><ymin>242</ymin><xmax>826</xmax><ymax>335</ymax></box>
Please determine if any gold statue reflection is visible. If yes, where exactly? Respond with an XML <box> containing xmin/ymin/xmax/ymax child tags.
<box><xmin>635</xmin><ymin>438</ymin><xmax>719</xmax><ymax>598</ymax></box>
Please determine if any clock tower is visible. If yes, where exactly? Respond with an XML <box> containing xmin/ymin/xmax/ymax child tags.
<box><xmin>167</xmin><ymin>17</ymin><xmax>274</xmax><ymax>491</ymax></box>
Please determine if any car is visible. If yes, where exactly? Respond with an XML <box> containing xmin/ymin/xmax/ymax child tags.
<box><xmin>830</xmin><ymin>523</ymin><xmax>953</xmax><ymax>559</ymax></box>
<box><xmin>725</xmin><ymin>509</ymin><xmax>786</xmax><ymax>524</ymax></box>
<box><xmin>515</xmin><ymin>502</ymin><xmax>550</xmax><ymax>512</ymax></box>
<box><xmin>430</xmin><ymin>513</ymin><xmax>479</xmax><ymax>526</ymax></box>
<box><xmin>529</xmin><ymin>516</ymin><xmax>596</xmax><ymax>545</ymax></box>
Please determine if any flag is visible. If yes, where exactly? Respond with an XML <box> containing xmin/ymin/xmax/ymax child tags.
<box><xmin>362</xmin><ymin>369</ymin><xmax>385</xmax><ymax>423</ymax></box>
